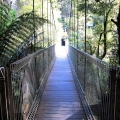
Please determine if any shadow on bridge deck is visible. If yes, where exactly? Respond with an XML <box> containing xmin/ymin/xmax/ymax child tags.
<box><xmin>35</xmin><ymin>46</ymin><xmax>87</xmax><ymax>120</ymax></box>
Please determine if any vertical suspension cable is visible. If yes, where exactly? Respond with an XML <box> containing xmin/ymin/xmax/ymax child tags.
<box><xmin>39</xmin><ymin>0</ymin><xmax>42</xmax><ymax>48</ymax></box>
<box><xmin>33</xmin><ymin>0</ymin><xmax>35</xmax><ymax>52</ymax></box>
<box><xmin>49</xmin><ymin>0</ymin><xmax>53</xmax><ymax>45</ymax></box>
<box><xmin>72</xmin><ymin>2</ymin><xmax>74</xmax><ymax>46</ymax></box>
<box><xmin>85</xmin><ymin>0</ymin><xmax>87</xmax><ymax>52</ymax></box>
<box><xmin>51</xmin><ymin>8</ymin><xmax>53</xmax><ymax>45</ymax></box>
<box><xmin>50</xmin><ymin>1</ymin><xmax>51</xmax><ymax>45</ymax></box>
<box><xmin>76</xmin><ymin>0</ymin><xmax>79</xmax><ymax>76</ymax></box>
<box><xmin>51</xmin><ymin>4</ymin><xmax>53</xmax><ymax>45</ymax></box>
<box><xmin>50</xmin><ymin>1</ymin><xmax>56</xmax><ymax>45</ymax></box>
<box><xmin>51</xmin><ymin>6</ymin><xmax>54</xmax><ymax>44</ymax></box>
<box><xmin>77</xmin><ymin>0</ymin><xmax>79</xmax><ymax>49</ymax></box>
<box><xmin>41</xmin><ymin>0</ymin><xmax>45</xmax><ymax>73</ymax></box>
<box><xmin>68</xmin><ymin>0</ymin><xmax>73</xmax><ymax>46</ymax></box>
<box><xmin>42</xmin><ymin>0</ymin><xmax>44</xmax><ymax>48</ymax></box>
<box><xmin>71</xmin><ymin>1</ymin><xmax>73</xmax><ymax>46</ymax></box>
<box><xmin>74</xmin><ymin>0</ymin><xmax>75</xmax><ymax>47</ymax></box>
<box><xmin>69</xmin><ymin>0</ymin><xmax>72</xmax><ymax>45</ymax></box>
<box><xmin>47</xmin><ymin>0</ymin><xmax>49</xmax><ymax>46</ymax></box>
<box><xmin>84</xmin><ymin>0</ymin><xmax>87</xmax><ymax>92</ymax></box>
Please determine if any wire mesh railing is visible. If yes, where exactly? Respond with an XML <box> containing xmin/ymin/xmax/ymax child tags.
<box><xmin>7</xmin><ymin>45</ymin><xmax>55</xmax><ymax>120</ymax></box>
<box><xmin>68</xmin><ymin>45</ymin><xmax>118</xmax><ymax>120</ymax></box>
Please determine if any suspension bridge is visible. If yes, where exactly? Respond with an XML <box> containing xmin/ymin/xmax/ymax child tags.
<box><xmin>0</xmin><ymin>0</ymin><xmax>120</xmax><ymax>120</ymax></box>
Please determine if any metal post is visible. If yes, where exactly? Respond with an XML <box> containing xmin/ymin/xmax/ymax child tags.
<box><xmin>109</xmin><ymin>67</ymin><xmax>116</xmax><ymax>120</ymax></box>
<box><xmin>113</xmin><ymin>67</ymin><xmax>120</xmax><ymax>120</ymax></box>
<box><xmin>0</xmin><ymin>67</ymin><xmax>9</xmax><ymax>120</ymax></box>
<box><xmin>5</xmin><ymin>68</ymin><xmax>14</xmax><ymax>120</ymax></box>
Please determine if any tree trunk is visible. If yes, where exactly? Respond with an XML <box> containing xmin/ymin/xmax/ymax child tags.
<box><xmin>111</xmin><ymin>6</ymin><xmax>120</xmax><ymax>64</ymax></box>
<box><xmin>117</xmin><ymin>7</ymin><xmax>120</xmax><ymax>64</ymax></box>
<box><xmin>96</xmin><ymin>33</ymin><xmax>103</xmax><ymax>58</ymax></box>
<box><xmin>100</xmin><ymin>9</ymin><xmax>111</xmax><ymax>59</ymax></box>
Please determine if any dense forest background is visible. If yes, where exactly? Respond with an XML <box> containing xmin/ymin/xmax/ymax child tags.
<box><xmin>0</xmin><ymin>0</ymin><xmax>120</xmax><ymax>66</ymax></box>
<box><xmin>61</xmin><ymin>0</ymin><xmax>120</xmax><ymax>65</ymax></box>
<box><xmin>56</xmin><ymin>0</ymin><xmax>120</xmax><ymax>66</ymax></box>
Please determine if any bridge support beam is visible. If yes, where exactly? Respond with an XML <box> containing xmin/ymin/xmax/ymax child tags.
<box><xmin>0</xmin><ymin>70</ymin><xmax>7</xmax><ymax>120</ymax></box>
<box><xmin>109</xmin><ymin>67</ymin><xmax>120</xmax><ymax>120</ymax></box>
<box><xmin>5</xmin><ymin>68</ymin><xmax>14</xmax><ymax>120</ymax></box>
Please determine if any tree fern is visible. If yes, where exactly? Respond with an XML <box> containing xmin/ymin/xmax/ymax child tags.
<box><xmin>0</xmin><ymin>7</ymin><xmax>49</xmax><ymax>66</ymax></box>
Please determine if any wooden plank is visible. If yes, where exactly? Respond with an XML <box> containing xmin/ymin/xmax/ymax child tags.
<box><xmin>35</xmin><ymin>46</ymin><xmax>87</xmax><ymax>120</ymax></box>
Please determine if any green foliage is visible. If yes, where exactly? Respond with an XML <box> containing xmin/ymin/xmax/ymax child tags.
<box><xmin>58</xmin><ymin>18</ymin><xmax>62</xmax><ymax>23</ymax></box>
<box><xmin>77</xmin><ymin>3</ymin><xmax>85</xmax><ymax>12</ymax></box>
<box><xmin>0</xmin><ymin>9</ymin><xmax>49</xmax><ymax>66</ymax></box>
<box><xmin>69</xmin><ymin>37</ymin><xmax>74</xmax><ymax>42</ymax></box>
<box><xmin>7</xmin><ymin>9</ymin><xmax>17</xmax><ymax>26</ymax></box>
<box><xmin>51</xmin><ymin>0</ymin><xmax>59</xmax><ymax>9</ymax></box>
<box><xmin>0</xmin><ymin>2</ymin><xmax>17</xmax><ymax>34</ymax></box>
<box><xmin>76</xmin><ymin>0</ymin><xmax>119</xmax><ymax>61</ymax></box>
<box><xmin>20</xmin><ymin>5</ymin><xmax>33</xmax><ymax>14</ymax></box>
<box><xmin>77</xmin><ymin>1</ymin><xmax>116</xmax><ymax>16</ymax></box>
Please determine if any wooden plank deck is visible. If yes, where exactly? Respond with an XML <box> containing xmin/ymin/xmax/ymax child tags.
<box><xmin>35</xmin><ymin>46</ymin><xmax>87</xmax><ymax>120</ymax></box>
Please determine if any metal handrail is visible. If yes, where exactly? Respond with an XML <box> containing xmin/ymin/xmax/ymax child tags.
<box><xmin>68</xmin><ymin>45</ymin><xmax>115</xmax><ymax>120</ymax></box>
<box><xmin>70</xmin><ymin>45</ymin><xmax>109</xmax><ymax>71</ymax></box>
<box><xmin>9</xmin><ymin>45</ymin><xmax>55</xmax><ymax>120</ymax></box>
<box><xmin>10</xmin><ymin>45</ymin><xmax>55</xmax><ymax>72</ymax></box>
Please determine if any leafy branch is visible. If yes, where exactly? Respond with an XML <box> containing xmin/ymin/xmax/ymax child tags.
<box><xmin>0</xmin><ymin>2</ymin><xmax>49</xmax><ymax>66</ymax></box>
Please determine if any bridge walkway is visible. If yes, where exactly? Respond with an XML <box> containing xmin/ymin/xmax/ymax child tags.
<box><xmin>35</xmin><ymin>46</ymin><xmax>87</xmax><ymax>120</ymax></box>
